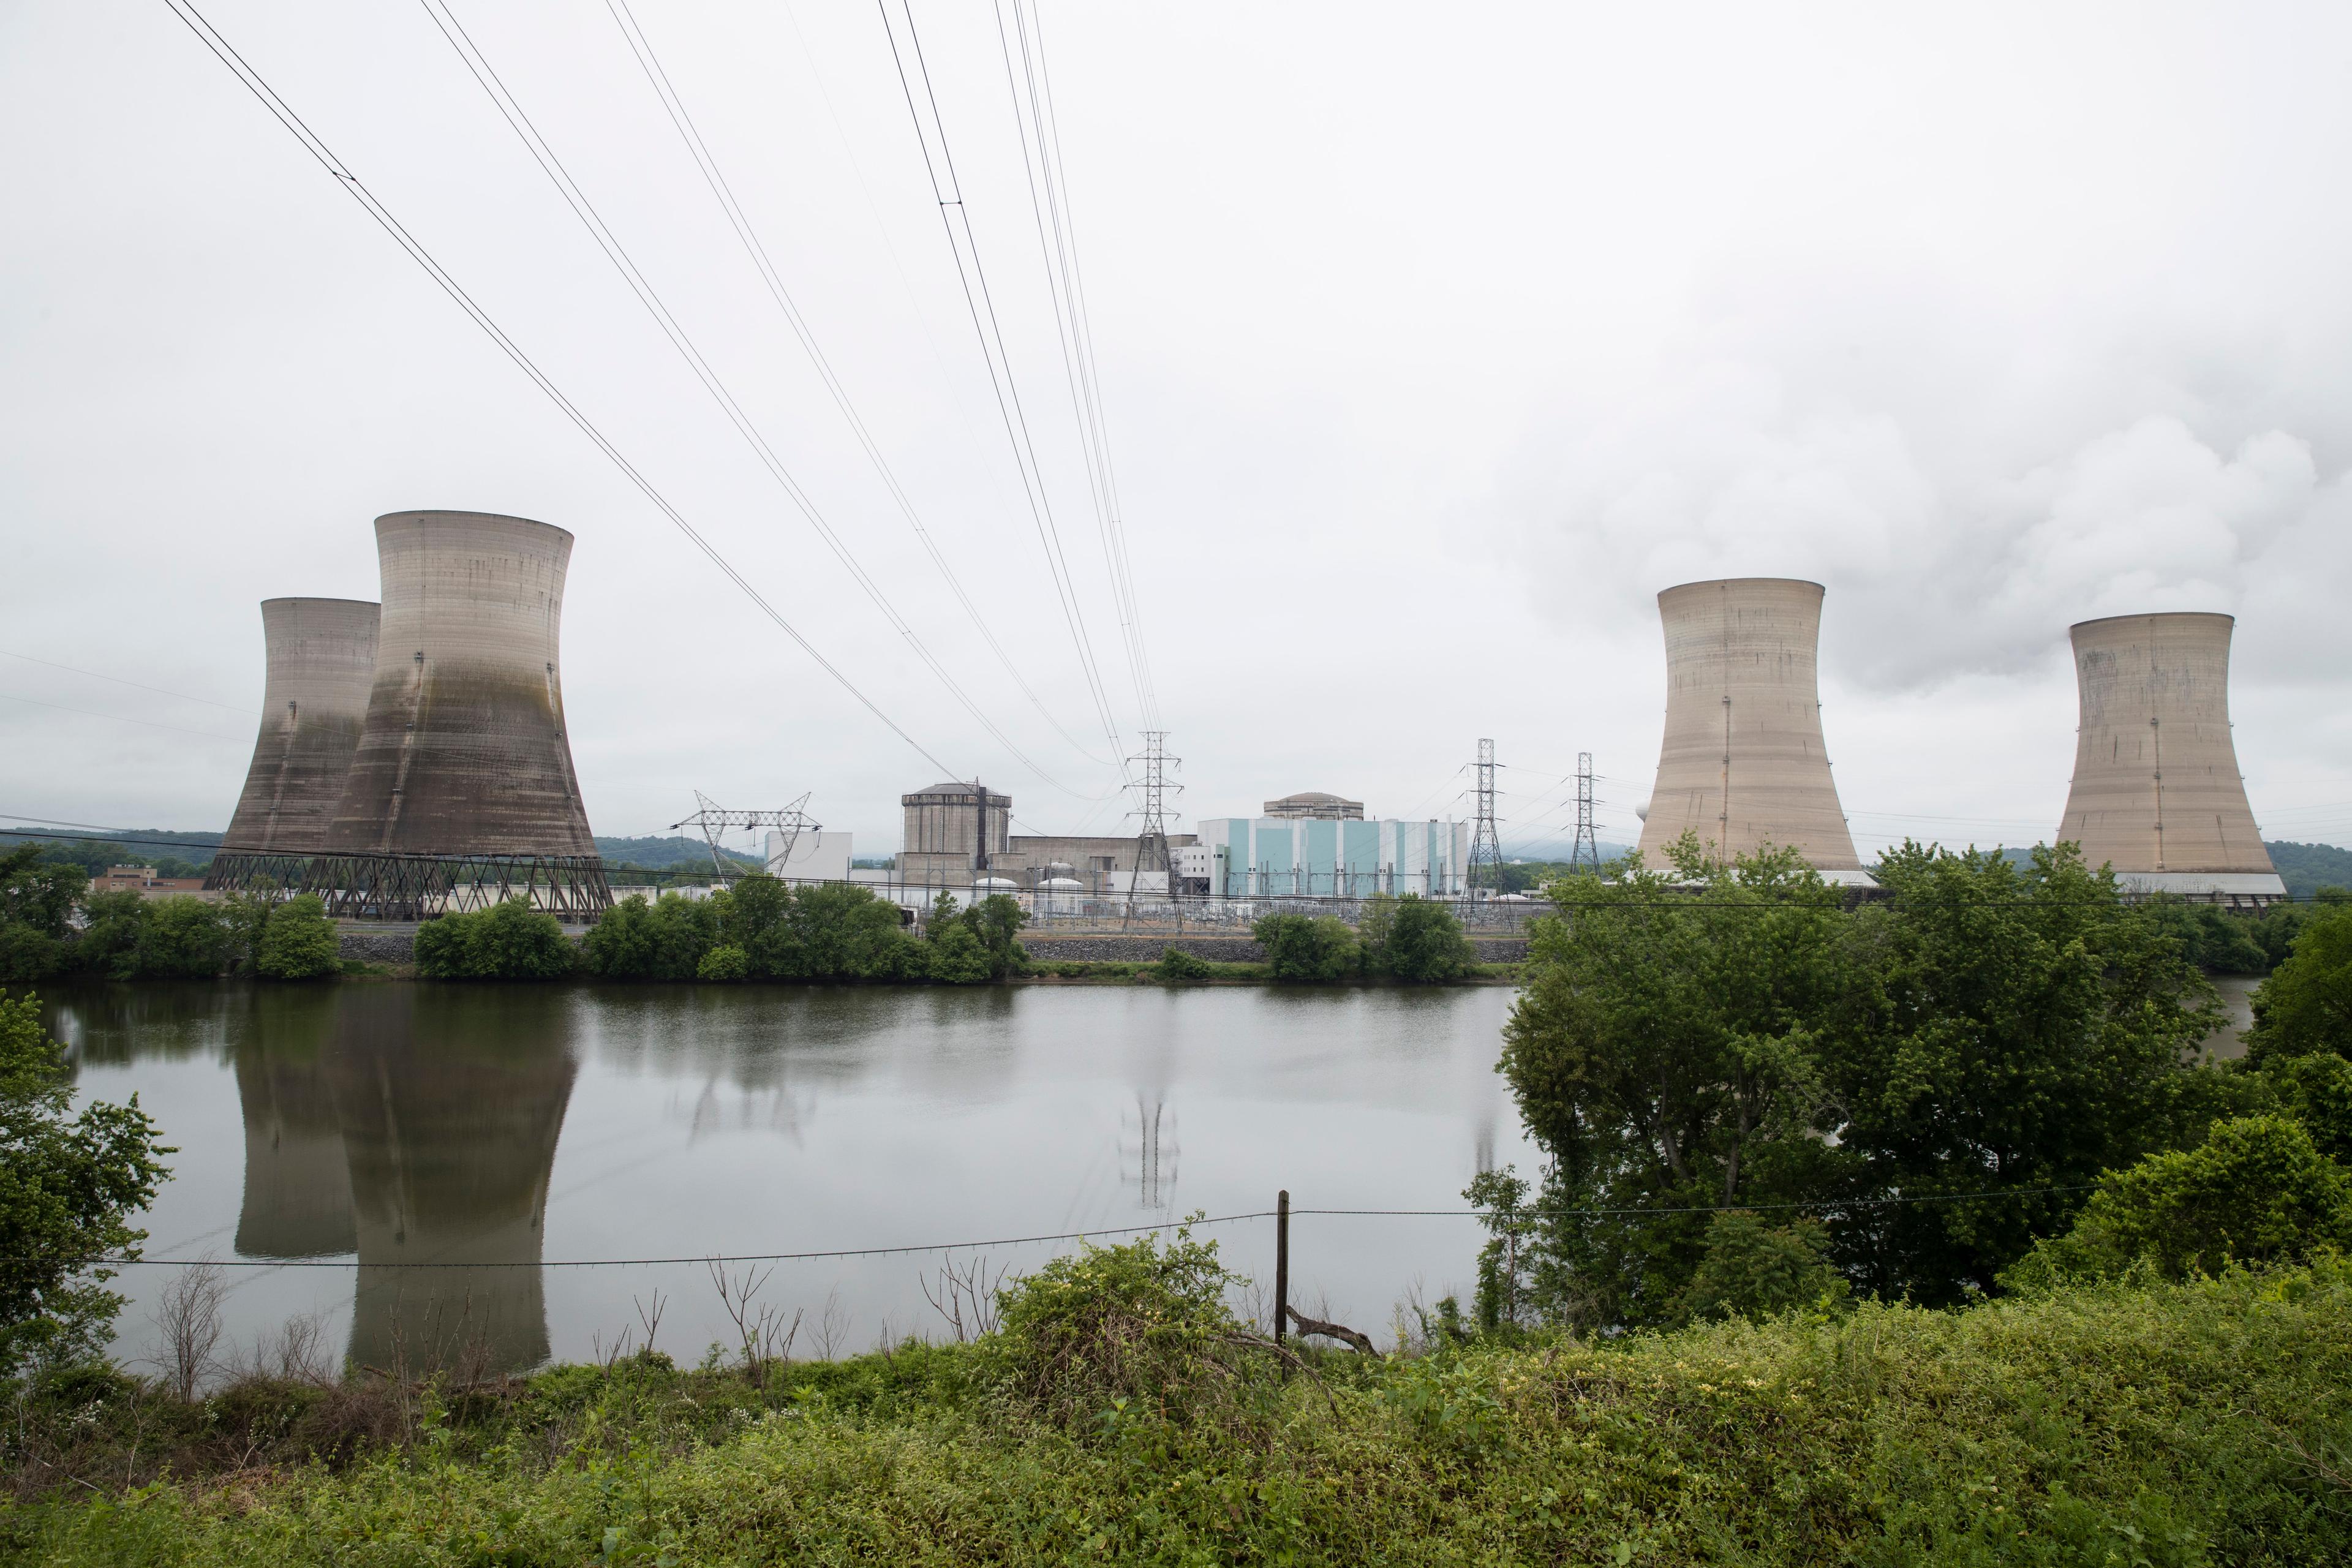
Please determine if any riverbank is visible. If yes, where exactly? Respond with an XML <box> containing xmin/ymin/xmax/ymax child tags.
<box><xmin>8</xmin><ymin>1262</ymin><xmax>2346</xmax><ymax>1562</ymax></box>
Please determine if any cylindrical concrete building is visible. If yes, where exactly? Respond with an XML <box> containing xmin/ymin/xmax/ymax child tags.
<box><xmin>326</xmin><ymin>511</ymin><xmax>595</xmax><ymax>859</ymax></box>
<box><xmin>218</xmin><ymin>597</ymin><xmax>380</xmax><ymax>855</ymax></box>
<box><xmin>1635</xmin><ymin>578</ymin><xmax>1865</xmax><ymax>874</ymax></box>
<box><xmin>2056</xmin><ymin>612</ymin><xmax>2283</xmax><ymax>901</ymax></box>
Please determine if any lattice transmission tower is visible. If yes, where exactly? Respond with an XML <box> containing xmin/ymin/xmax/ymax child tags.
<box><xmin>1570</xmin><ymin>752</ymin><xmax>1602</xmax><ymax>873</ymax></box>
<box><xmin>670</xmin><ymin>791</ymin><xmax>818</xmax><ymax>881</ymax></box>
<box><xmin>1128</xmin><ymin>731</ymin><xmax>1180</xmax><ymax>882</ymax></box>
<box><xmin>1466</xmin><ymin>737</ymin><xmax>1504</xmax><ymax>894</ymax></box>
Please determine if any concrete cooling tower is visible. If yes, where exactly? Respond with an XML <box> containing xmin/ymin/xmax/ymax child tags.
<box><xmin>1635</xmin><ymin>578</ymin><xmax>1867</xmax><ymax>878</ymax></box>
<box><xmin>206</xmin><ymin>598</ymin><xmax>379</xmax><ymax>889</ymax></box>
<box><xmin>2057</xmin><ymin>612</ymin><xmax>2284</xmax><ymax>903</ymax></box>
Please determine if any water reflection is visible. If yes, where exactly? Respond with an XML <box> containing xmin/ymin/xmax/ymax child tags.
<box><xmin>232</xmin><ymin>989</ymin><xmax>352</xmax><ymax>1259</ymax></box>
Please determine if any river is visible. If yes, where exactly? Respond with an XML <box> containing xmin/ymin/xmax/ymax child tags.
<box><xmin>44</xmin><ymin>982</ymin><xmax>1534</xmax><ymax>1377</ymax></box>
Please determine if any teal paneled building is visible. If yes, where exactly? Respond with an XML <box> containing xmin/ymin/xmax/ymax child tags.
<box><xmin>1194</xmin><ymin>815</ymin><xmax>1469</xmax><ymax>899</ymax></box>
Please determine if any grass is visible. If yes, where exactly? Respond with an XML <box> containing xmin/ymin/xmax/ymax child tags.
<box><xmin>4</xmin><ymin>1264</ymin><xmax>2349</xmax><ymax>1564</ymax></box>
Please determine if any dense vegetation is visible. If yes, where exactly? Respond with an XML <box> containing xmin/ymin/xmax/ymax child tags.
<box><xmin>2268</xmin><ymin>839</ymin><xmax>2352</xmax><ymax>902</ymax></box>
<box><xmin>1253</xmin><ymin>893</ymin><xmax>1475</xmax><ymax>982</ymax></box>
<box><xmin>1484</xmin><ymin>834</ymin><xmax>2352</xmax><ymax>1333</ymax></box>
<box><xmin>4</xmin><ymin>1234</ymin><xmax>2348</xmax><ymax>1563</ymax></box>
<box><xmin>0</xmin><ymin>850</ymin><xmax>339</xmax><ymax>983</ymax></box>
<box><xmin>553</xmin><ymin>878</ymin><xmax>1025</xmax><ymax>984</ymax></box>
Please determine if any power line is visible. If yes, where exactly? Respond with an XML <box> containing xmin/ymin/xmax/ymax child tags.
<box><xmin>159</xmin><ymin>0</ymin><xmax>957</xmax><ymax>781</ymax></box>
<box><xmin>0</xmin><ymin>650</ymin><xmax>256</xmax><ymax>715</ymax></box>
<box><xmin>597</xmin><ymin>0</ymin><xmax>1115</xmax><ymax>777</ymax></box>
<box><xmin>875</xmin><ymin>0</ymin><xmax>1130</xmax><ymax>778</ymax></box>
<box><xmin>414</xmin><ymin>0</ymin><xmax>1078</xmax><ymax>796</ymax></box>
<box><xmin>0</xmin><ymin>691</ymin><xmax>246</xmax><ymax>744</ymax></box>
<box><xmin>992</xmin><ymin>0</ymin><xmax>1159</xmax><ymax>729</ymax></box>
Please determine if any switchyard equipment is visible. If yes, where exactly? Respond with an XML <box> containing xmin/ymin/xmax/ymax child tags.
<box><xmin>671</xmin><ymin>791</ymin><xmax>817</xmax><ymax>881</ymax></box>
<box><xmin>207</xmin><ymin>598</ymin><xmax>380</xmax><ymax>892</ymax></box>
<box><xmin>217</xmin><ymin>511</ymin><xmax>611</xmax><ymax>920</ymax></box>
<box><xmin>2057</xmin><ymin>612</ymin><xmax>2285</xmax><ymax>904</ymax></box>
<box><xmin>1635</xmin><ymin>578</ymin><xmax>1867</xmax><ymax>876</ymax></box>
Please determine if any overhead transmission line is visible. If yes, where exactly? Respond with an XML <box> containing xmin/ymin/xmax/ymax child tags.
<box><xmin>158</xmin><ymin>0</ymin><xmax>959</xmax><ymax>782</ymax></box>
<box><xmin>0</xmin><ymin>649</ymin><xmax>256</xmax><ymax>715</ymax></box>
<box><xmin>0</xmin><ymin>690</ymin><xmax>245</xmax><ymax>745</ymax></box>
<box><xmin>875</xmin><ymin>0</ymin><xmax>1131</xmax><ymax>777</ymax></box>
<box><xmin>413</xmin><ymin>0</ymin><xmax>1079</xmax><ymax>796</ymax></box>
<box><xmin>595</xmin><ymin>0</ymin><xmax>1115</xmax><ymax>775</ymax></box>
<box><xmin>992</xmin><ymin>0</ymin><xmax>1158</xmax><ymax>729</ymax></box>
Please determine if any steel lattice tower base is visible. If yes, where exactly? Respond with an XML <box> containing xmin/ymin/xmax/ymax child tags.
<box><xmin>207</xmin><ymin>849</ymin><xmax>612</xmax><ymax>922</ymax></box>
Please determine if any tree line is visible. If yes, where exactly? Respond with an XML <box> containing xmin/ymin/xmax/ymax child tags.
<box><xmin>0</xmin><ymin>847</ymin><xmax>339</xmax><ymax>983</ymax></box>
<box><xmin>1471</xmin><ymin>832</ymin><xmax>2352</xmax><ymax>1333</ymax></box>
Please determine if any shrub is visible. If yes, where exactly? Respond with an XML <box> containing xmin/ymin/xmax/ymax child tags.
<box><xmin>1253</xmin><ymin>912</ymin><xmax>1359</xmax><ymax>981</ymax></box>
<box><xmin>2008</xmin><ymin>1114</ymin><xmax>2352</xmax><ymax>1287</ymax></box>
<box><xmin>926</xmin><ymin>922</ymin><xmax>992</xmax><ymax>984</ymax></box>
<box><xmin>415</xmin><ymin>900</ymin><xmax>576</xmax><ymax>980</ymax></box>
<box><xmin>2245</xmin><ymin>900</ymin><xmax>2352</xmax><ymax>1064</ymax></box>
<box><xmin>584</xmin><ymin>893</ymin><xmax>718</xmax><ymax>980</ymax></box>
<box><xmin>254</xmin><ymin>895</ymin><xmax>339</xmax><ymax>980</ymax></box>
<box><xmin>1364</xmin><ymin>894</ymin><xmax>1472</xmax><ymax>982</ymax></box>
<box><xmin>991</xmin><ymin>1227</ymin><xmax>1245</xmax><ymax>1428</ymax></box>
<box><xmin>1673</xmin><ymin>1210</ymin><xmax>1851</xmax><ymax>1322</ymax></box>
<box><xmin>1155</xmin><ymin>946</ymin><xmax>1212</xmax><ymax>982</ymax></box>
<box><xmin>696</xmin><ymin>944</ymin><xmax>749</xmax><ymax>981</ymax></box>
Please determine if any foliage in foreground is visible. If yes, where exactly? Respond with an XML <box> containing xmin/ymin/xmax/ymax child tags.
<box><xmin>0</xmin><ymin>992</ymin><xmax>169</xmax><ymax>1376</ymax></box>
<box><xmin>7</xmin><ymin>1259</ymin><xmax>2351</xmax><ymax>1564</ymax></box>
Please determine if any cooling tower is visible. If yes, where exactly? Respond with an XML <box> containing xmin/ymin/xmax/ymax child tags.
<box><xmin>326</xmin><ymin>511</ymin><xmax>595</xmax><ymax>859</ymax></box>
<box><xmin>2056</xmin><ymin>612</ymin><xmax>2283</xmax><ymax>900</ymax></box>
<box><xmin>219</xmin><ymin>598</ymin><xmax>380</xmax><ymax>854</ymax></box>
<box><xmin>1635</xmin><ymin>578</ymin><xmax>1865</xmax><ymax>875</ymax></box>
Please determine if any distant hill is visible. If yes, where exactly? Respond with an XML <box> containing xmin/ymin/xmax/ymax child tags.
<box><xmin>6</xmin><ymin>827</ymin><xmax>225</xmax><ymax>878</ymax></box>
<box><xmin>595</xmin><ymin>834</ymin><xmax>761</xmax><ymax>871</ymax></box>
<box><xmin>2266</xmin><ymin>841</ymin><xmax>2352</xmax><ymax>900</ymax></box>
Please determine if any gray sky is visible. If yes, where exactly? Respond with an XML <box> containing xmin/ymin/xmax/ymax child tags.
<box><xmin>5</xmin><ymin>1</ymin><xmax>2350</xmax><ymax>858</ymax></box>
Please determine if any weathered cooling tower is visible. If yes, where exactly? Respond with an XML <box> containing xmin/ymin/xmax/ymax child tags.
<box><xmin>1635</xmin><ymin>578</ymin><xmax>1866</xmax><ymax>875</ymax></box>
<box><xmin>2057</xmin><ymin>612</ymin><xmax>2284</xmax><ymax>902</ymax></box>
<box><xmin>206</xmin><ymin>598</ymin><xmax>379</xmax><ymax>889</ymax></box>
<box><xmin>316</xmin><ymin>511</ymin><xmax>606</xmax><ymax>917</ymax></box>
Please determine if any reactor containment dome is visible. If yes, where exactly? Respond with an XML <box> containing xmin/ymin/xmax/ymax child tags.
<box><xmin>1635</xmin><ymin>577</ymin><xmax>1868</xmax><ymax>879</ymax></box>
<box><xmin>2056</xmin><ymin>612</ymin><xmax>2283</xmax><ymax>905</ymax></box>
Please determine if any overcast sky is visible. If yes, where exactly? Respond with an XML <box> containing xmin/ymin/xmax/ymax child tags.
<box><xmin>5</xmin><ymin>1</ymin><xmax>2350</xmax><ymax>861</ymax></box>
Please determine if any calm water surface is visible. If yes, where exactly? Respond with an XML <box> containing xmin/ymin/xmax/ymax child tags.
<box><xmin>47</xmin><ymin>982</ymin><xmax>1532</xmax><ymax>1375</ymax></box>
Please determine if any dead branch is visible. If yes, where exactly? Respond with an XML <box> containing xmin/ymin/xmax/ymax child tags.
<box><xmin>1285</xmin><ymin>1305</ymin><xmax>1379</xmax><ymax>1355</ymax></box>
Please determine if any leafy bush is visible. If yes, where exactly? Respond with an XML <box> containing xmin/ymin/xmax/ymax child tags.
<box><xmin>1673</xmin><ymin>1210</ymin><xmax>1851</xmax><ymax>1322</ymax></box>
<box><xmin>413</xmin><ymin>900</ymin><xmax>576</xmax><ymax>980</ymax></box>
<box><xmin>925</xmin><ymin>922</ymin><xmax>991</xmax><ymax>984</ymax></box>
<box><xmin>1361</xmin><ymin>893</ymin><xmax>1472</xmax><ymax>982</ymax></box>
<box><xmin>2007</xmin><ymin>1114</ymin><xmax>2352</xmax><ymax>1286</ymax></box>
<box><xmin>1253</xmin><ymin>911</ymin><xmax>1359</xmax><ymax>980</ymax></box>
<box><xmin>991</xmin><ymin>1227</ymin><xmax>1246</xmax><ymax>1428</ymax></box>
<box><xmin>67</xmin><ymin>894</ymin><xmax>228</xmax><ymax>980</ymax></box>
<box><xmin>1155</xmin><ymin>946</ymin><xmax>1212</xmax><ymax>981</ymax></box>
<box><xmin>2245</xmin><ymin>899</ymin><xmax>2352</xmax><ymax>1065</ymax></box>
<box><xmin>0</xmin><ymin>991</ymin><xmax>170</xmax><ymax>1374</ymax></box>
<box><xmin>695</xmin><ymin>943</ymin><xmax>748</xmax><ymax>982</ymax></box>
<box><xmin>582</xmin><ymin>892</ymin><xmax>718</xmax><ymax>980</ymax></box>
<box><xmin>254</xmin><ymin>895</ymin><xmax>339</xmax><ymax>981</ymax></box>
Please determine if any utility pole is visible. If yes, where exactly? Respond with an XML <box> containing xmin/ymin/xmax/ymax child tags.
<box><xmin>1570</xmin><ymin>752</ymin><xmax>1602</xmax><ymax>873</ymax></box>
<box><xmin>1466</xmin><ymin>738</ymin><xmax>1504</xmax><ymax>897</ymax></box>
<box><xmin>1127</xmin><ymin>729</ymin><xmax>1180</xmax><ymax>887</ymax></box>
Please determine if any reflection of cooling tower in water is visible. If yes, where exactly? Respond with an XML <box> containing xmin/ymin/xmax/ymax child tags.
<box><xmin>1636</xmin><ymin>578</ymin><xmax>1864</xmax><ymax>873</ymax></box>
<box><xmin>330</xmin><ymin>987</ymin><xmax>576</xmax><ymax>1376</ymax></box>
<box><xmin>233</xmin><ymin>989</ymin><xmax>355</xmax><ymax>1258</ymax></box>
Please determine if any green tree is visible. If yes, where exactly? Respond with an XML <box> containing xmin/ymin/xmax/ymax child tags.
<box><xmin>1253</xmin><ymin>912</ymin><xmax>1359</xmax><ymax>981</ymax></box>
<box><xmin>219</xmin><ymin>881</ymin><xmax>279</xmax><ymax>973</ymax></box>
<box><xmin>1498</xmin><ymin>839</ymin><xmax>1848</xmax><ymax>1329</ymax></box>
<box><xmin>925</xmin><ymin>921</ymin><xmax>991</xmax><ymax>984</ymax></box>
<box><xmin>1672</xmin><ymin>1210</ymin><xmax>1850</xmax><ymax>1323</ymax></box>
<box><xmin>2145</xmin><ymin>900</ymin><xmax>2270</xmax><ymax>975</ymax></box>
<box><xmin>774</xmin><ymin>883</ymin><xmax>922</xmax><ymax>980</ymax></box>
<box><xmin>584</xmin><ymin>892</ymin><xmax>718</xmax><ymax>980</ymax></box>
<box><xmin>69</xmin><ymin>891</ymin><xmax>151</xmax><ymax>979</ymax></box>
<box><xmin>696</xmin><ymin>944</ymin><xmax>750</xmax><ymax>981</ymax></box>
<box><xmin>254</xmin><ymin>895</ymin><xmax>340</xmax><ymax>980</ymax></box>
<box><xmin>2244</xmin><ymin>900</ymin><xmax>2352</xmax><ymax>1065</ymax></box>
<box><xmin>2261</xmin><ymin>1051</ymin><xmax>2352</xmax><ymax>1164</ymax></box>
<box><xmin>963</xmin><ymin>894</ymin><xmax>1030</xmax><ymax>979</ymax></box>
<box><xmin>1365</xmin><ymin>894</ymin><xmax>1473</xmax><ymax>982</ymax></box>
<box><xmin>1</xmin><ymin>847</ymin><xmax>85</xmax><ymax>983</ymax></box>
<box><xmin>415</xmin><ymin>899</ymin><xmax>576</xmax><ymax>979</ymax></box>
<box><xmin>1827</xmin><ymin>842</ymin><xmax>2219</xmax><ymax>1303</ymax></box>
<box><xmin>2007</xmin><ymin>1115</ymin><xmax>2352</xmax><ymax>1286</ymax></box>
<box><xmin>0</xmin><ymin>992</ymin><xmax>171</xmax><ymax>1374</ymax></box>
<box><xmin>134</xmin><ymin>897</ymin><xmax>230</xmax><ymax>979</ymax></box>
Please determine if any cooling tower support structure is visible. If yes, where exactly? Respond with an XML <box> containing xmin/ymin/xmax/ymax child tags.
<box><xmin>295</xmin><ymin>511</ymin><xmax>609</xmax><ymax>921</ymax></box>
<box><xmin>2057</xmin><ymin>612</ymin><xmax>2283</xmax><ymax>907</ymax></box>
<box><xmin>1635</xmin><ymin>578</ymin><xmax>1866</xmax><ymax>878</ymax></box>
<box><xmin>208</xmin><ymin>598</ymin><xmax>382</xmax><ymax>894</ymax></box>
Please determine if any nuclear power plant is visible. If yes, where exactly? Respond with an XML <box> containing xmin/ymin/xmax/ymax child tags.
<box><xmin>2056</xmin><ymin>612</ymin><xmax>2285</xmax><ymax>903</ymax></box>
<box><xmin>213</xmin><ymin>597</ymin><xmax>380</xmax><ymax>861</ymax></box>
<box><xmin>207</xmin><ymin>510</ymin><xmax>609</xmax><ymax>919</ymax></box>
<box><xmin>1635</xmin><ymin>578</ymin><xmax>1868</xmax><ymax>879</ymax></box>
